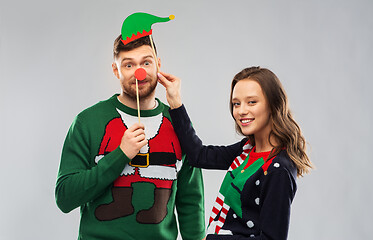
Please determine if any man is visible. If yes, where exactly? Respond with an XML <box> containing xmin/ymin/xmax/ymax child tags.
<box><xmin>55</xmin><ymin>35</ymin><xmax>205</xmax><ymax>240</ymax></box>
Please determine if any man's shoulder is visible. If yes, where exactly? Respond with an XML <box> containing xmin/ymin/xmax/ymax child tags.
<box><xmin>76</xmin><ymin>95</ymin><xmax>117</xmax><ymax>120</ymax></box>
<box><xmin>157</xmin><ymin>99</ymin><xmax>173</xmax><ymax>122</ymax></box>
<box><xmin>156</xmin><ymin>98</ymin><xmax>169</xmax><ymax>109</ymax></box>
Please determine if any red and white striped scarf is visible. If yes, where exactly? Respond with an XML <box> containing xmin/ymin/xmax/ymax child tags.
<box><xmin>207</xmin><ymin>140</ymin><xmax>252</xmax><ymax>234</ymax></box>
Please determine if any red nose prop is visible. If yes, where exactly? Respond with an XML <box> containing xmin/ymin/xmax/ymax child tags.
<box><xmin>134</xmin><ymin>68</ymin><xmax>147</xmax><ymax>81</ymax></box>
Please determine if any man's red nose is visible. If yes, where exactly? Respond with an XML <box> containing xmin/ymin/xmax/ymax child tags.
<box><xmin>134</xmin><ymin>68</ymin><xmax>147</xmax><ymax>81</ymax></box>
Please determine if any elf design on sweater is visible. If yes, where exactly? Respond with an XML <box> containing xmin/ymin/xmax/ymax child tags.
<box><xmin>94</xmin><ymin>107</ymin><xmax>183</xmax><ymax>223</ymax></box>
<box><xmin>207</xmin><ymin>143</ymin><xmax>277</xmax><ymax>236</ymax></box>
<box><xmin>169</xmin><ymin>105</ymin><xmax>297</xmax><ymax>239</ymax></box>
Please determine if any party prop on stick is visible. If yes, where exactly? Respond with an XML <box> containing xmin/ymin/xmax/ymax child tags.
<box><xmin>120</xmin><ymin>12</ymin><xmax>174</xmax><ymax>122</ymax></box>
<box><xmin>121</xmin><ymin>12</ymin><xmax>174</xmax><ymax>72</ymax></box>
<box><xmin>134</xmin><ymin>68</ymin><xmax>147</xmax><ymax>123</ymax></box>
<box><xmin>134</xmin><ymin>67</ymin><xmax>147</xmax><ymax>81</ymax></box>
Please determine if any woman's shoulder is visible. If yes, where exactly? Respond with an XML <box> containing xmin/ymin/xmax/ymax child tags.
<box><xmin>266</xmin><ymin>150</ymin><xmax>297</xmax><ymax>180</ymax></box>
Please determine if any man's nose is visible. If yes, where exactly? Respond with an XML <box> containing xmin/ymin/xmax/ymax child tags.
<box><xmin>135</xmin><ymin>68</ymin><xmax>147</xmax><ymax>81</ymax></box>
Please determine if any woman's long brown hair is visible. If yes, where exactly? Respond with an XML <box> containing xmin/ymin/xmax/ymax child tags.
<box><xmin>229</xmin><ymin>67</ymin><xmax>313</xmax><ymax>176</ymax></box>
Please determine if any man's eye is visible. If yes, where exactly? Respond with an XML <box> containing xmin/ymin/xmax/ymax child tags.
<box><xmin>144</xmin><ymin>61</ymin><xmax>151</xmax><ymax>66</ymax></box>
<box><xmin>124</xmin><ymin>64</ymin><xmax>132</xmax><ymax>68</ymax></box>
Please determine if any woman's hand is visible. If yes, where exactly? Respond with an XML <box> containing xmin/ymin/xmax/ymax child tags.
<box><xmin>157</xmin><ymin>71</ymin><xmax>182</xmax><ymax>109</ymax></box>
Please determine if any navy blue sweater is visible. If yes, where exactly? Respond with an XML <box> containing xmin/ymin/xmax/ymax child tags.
<box><xmin>169</xmin><ymin>105</ymin><xmax>297</xmax><ymax>240</ymax></box>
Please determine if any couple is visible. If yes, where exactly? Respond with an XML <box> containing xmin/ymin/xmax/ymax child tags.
<box><xmin>55</xmin><ymin>35</ymin><xmax>312</xmax><ymax>240</ymax></box>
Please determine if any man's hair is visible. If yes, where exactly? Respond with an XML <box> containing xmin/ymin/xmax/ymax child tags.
<box><xmin>113</xmin><ymin>35</ymin><xmax>157</xmax><ymax>59</ymax></box>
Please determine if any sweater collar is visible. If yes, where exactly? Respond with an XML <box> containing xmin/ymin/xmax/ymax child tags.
<box><xmin>110</xmin><ymin>94</ymin><xmax>164</xmax><ymax>117</ymax></box>
<box><xmin>249</xmin><ymin>146</ymin><xmax>271</xmax><ymax>161</ymax></box>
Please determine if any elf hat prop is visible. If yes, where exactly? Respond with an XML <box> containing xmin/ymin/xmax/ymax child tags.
<box><xmin>121</xmin><ymin>12</ymin><xmax>175</xmax><ymax>45</ymax></box>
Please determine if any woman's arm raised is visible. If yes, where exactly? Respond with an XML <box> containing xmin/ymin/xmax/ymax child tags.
<box><xmin>158</xmin><ymin>72</ymin><xmax>247</xmax><ymax>170</ymax></box>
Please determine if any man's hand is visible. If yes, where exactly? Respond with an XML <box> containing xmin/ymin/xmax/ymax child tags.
<box><xmin>120</xmin><ymin>123</ymin><xmax>147</xmax><ymax>159</ymax></box>
<box><xmin>157</xmin><ymin>71</ymin><xmax>182</xmax><ymax>109</ymax></box>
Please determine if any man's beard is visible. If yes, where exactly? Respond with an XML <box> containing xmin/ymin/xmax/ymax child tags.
<box><xmin>122</xmin><ymin>77</ymin><xmax>157</xmax><ymax>100</ymax></box>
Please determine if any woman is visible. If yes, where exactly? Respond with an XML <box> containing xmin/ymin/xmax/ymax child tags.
<box><xmin>157</xmin><ymin>66</ymin><xmax>313</xmax><ymax>239</ymax></box>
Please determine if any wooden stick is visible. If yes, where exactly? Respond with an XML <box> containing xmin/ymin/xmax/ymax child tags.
<box><xmin>149</xmin><ymin>35</ymin><xmax>160</xmax><ymax>72</ymax></box>
<box><xmin>135</xmin><ymin>79</ymin><xmax>141</xmax><ymax>123</ymax></box>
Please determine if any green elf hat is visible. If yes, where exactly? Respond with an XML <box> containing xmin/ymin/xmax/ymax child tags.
<box><xmin>121</xmin><ymin>12</ymin><xmax>175</xmax><ymax>45</ymax></box>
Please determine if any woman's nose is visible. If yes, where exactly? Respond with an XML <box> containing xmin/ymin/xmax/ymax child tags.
<box><xmin>238</xmin><ymin>105</ymin><xmax>248</xmax><ymax>115</ymax></box>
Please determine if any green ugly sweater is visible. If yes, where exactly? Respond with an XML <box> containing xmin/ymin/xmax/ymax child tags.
<box><xmin>55</xmin><ymin>95</ymin><xmax>205</xmax><ymax>240</ymax></box>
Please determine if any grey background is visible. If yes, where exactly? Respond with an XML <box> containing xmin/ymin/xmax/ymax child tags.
<box><xmin>1</xmin><ymin>0</ymin><xmax>372</xmax><ymax>239</ymax></box>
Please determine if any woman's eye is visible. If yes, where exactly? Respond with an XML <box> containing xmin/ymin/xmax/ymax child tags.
<box><xmin>233</xmin><ymin>102</ymin><xmax>240</xmax><ymax>107</ymax></box>
<box><xmin>248</xmin><ymin>101</ymin><xmax>256</xmax><ymax>104</ymax></box>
